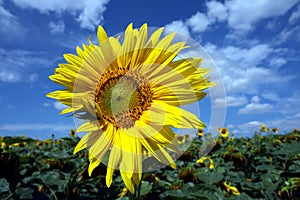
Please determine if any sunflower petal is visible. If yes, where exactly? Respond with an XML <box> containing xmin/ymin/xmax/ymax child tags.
<box><xmin>97</xmin><ymin>25</ymin><xmax>108</xmax><ymax>44</ymax></box>
<box><xmin>143</xmin><ymin>100</ymin><xmax>205</xmax><ymax>129</ymax></box>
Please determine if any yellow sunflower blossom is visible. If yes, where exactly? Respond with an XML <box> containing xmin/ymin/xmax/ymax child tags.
<box><xmin>293</xmin><ymin>128</ymin><xmax>299</xmax><ymax>134</ymax></box>
<box><xmin>223</xmin><ymin>182</ymin><xmax>240</xmax><ymax>195</ymax></box>
<box><xmin>197</xmin><ymin>156</ymin><xmax>214</xmax><ymax>169</ymax></box>
<box><xmin>38</xmin><ymin>185</ymin><xmax>44</xmax><ymax>192</ymax></box>
<box><xmin>0</xmin><ymin>141</ymin><xmax>5</xmax><ymax>148</ymax></box>
<box><xmin>47</xmin><ymin>23</ymin><xmax>214</xmax><ymax>193</ymax></box>
<box><xmin>70</xmin><ymin>129</ymin><xmax>77</xmax><ymax>137</ymax></box>
<box><xmin>176</xmin><ymin>134</ymin><xmax>186</xmax><ymax>144</ymax></box>
<box><xmin>198</xmin><ymin>129</ymin><xmax>204</xmax><ymax>137</ymax></box>
<box><xmin>272</xmin><ymin>128</ymin><xmax>278</xmax><ymax>133</ymax></box>
<box><xmin>260</xmin><ymin>124</ymin><xmax>266</xmax><ymax>132</ymax></box>
<box><xmin>218</xmin><ymin>128</ymin><xmax>229</xmax><ymax>138</ymax></box>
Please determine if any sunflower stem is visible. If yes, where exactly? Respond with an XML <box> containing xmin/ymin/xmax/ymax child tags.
<box><xmin>128</xmin><ymin>181</ymin><xmax>142</xmax><ymax>200</ymax></box>
<box><xmin>137</xmin><ymin>180</ymin><xmax>142</xmax><ymax>200</ymax></box>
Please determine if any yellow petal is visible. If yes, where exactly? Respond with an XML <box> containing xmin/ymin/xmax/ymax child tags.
<box><xmin>97</xmin><ymin>25</ymin><xmax>108</xmax><ymax>44</ymax></box>
<box><xmin>120</xmin><ymin>170</ymin><xmax>135</xmax><ymax>194</ymax></box>
<box><xmin>146</xmin><ymin>27</ymin><xmax>164</xmax><ymax>48</ymax></box>
<box><xmin>88</xmin><ymin>124</ymin><xmax>115</xmax><ymax>160</ymax></box>
<box><xmin>73</xmin><ymin>131</ymin><xmax>98</xmax><ymax>154</ymax></box>
<box><xmin>76</xmin><ymin>121</ymin><xmax>102</xmax><ymax>133</ymax></box>
<box><xmin>88</xmin><ymin>158</ymin><xmax>101</xmax><ymax>176</ymax></box>
<box><xmin>143</xmin><ymin>100</ymin><xmax>205</xmax><ymax>129</ymax></box>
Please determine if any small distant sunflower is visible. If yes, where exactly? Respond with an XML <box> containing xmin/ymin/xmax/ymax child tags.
<box><xmin>176</xmin><ymin>134</ymin><xmax>186</xmax><ymax>144</ymax></box>
<box><xmin>70</xmin><ymin>129</ymin><xmax>77</xmax><ymax>137</ymax></box>
<box><xmin>218</xmin><ymin>128</ymin><xmax>229</xmax><ymax>138</ymax></box>
<box><xmin>196</xmin><ymin>156</ymin><xmax>214</xmax><ymax>169</ymax></box>
<box><xmin>272</xmin><ymin>128</ymin><xmax>278</xmax><ymax>134</ymax></box>
<box><xmin>260</xmin><ymin>124</ymin><xmax>266</xmax><ymax>132</ymax></box>
<box><xmin>47</xmin><ymin>23</ymin><xmax>214</xmax><ymax>193</ymax></box>
<box><xmin>293</xmin><ymin>128</ymin><xmax>299</xmax><ymax>134</ymax></box>
<box><xmin>198</xmin><ymin>129</ymin><xmax>204</xmax><ymax>137</ymax></box>
<box><xmin>223</xmin><ymin>182</ymin><xmax>240</xmax><ymax>196</ymax></box>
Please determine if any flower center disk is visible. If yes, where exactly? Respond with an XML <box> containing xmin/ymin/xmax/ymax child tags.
<box><xmin>95</xmin><ymin>70</ymin><xmax>153</xmax><ymax>129</ymax></box>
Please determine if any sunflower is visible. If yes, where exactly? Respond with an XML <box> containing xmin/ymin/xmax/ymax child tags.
<box><xmin>70</xmin><ymin>129</ymin><xmax>77</xmax><ymax>137</ymax></box>
<box><xmin>47</xmin><ymin>23</ymin><xmax>214</xmax><ymax>193</ymax></box>
<box><xmin>218</xmin><ymin>128</ymin><xmax>229</xmax><ymax>138</ymax></box>
<box><xmin>272</xmin><ymin>128</ymin><xmax>278</xmax><ymax>134</ymax></box>
<box><xmin>260</xmin><ymin>124</ymin><xmax>266</xmax><ymax>132</ymax></box>
<box><xmin>293</xmin><ymin>128</ymin><xmax>298</xmax><ymax>134</ymax></box>
<box><xmin>196</xmin><ymin>156</ymin><xmax>214</xmax><ymax>169</ymax></box>
<box><xmin>198</xmin><ymin>129</ymin><xmax>204</xmax><ymax>137</ymax></box>
<box><xmin>222</xmin><ymin>182</ymin><xmax>240</xmax><ymax>196</ymax></box>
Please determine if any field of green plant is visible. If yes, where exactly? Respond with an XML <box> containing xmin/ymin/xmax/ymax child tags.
<box><xmin>0</xmin><ymin>129</ymin><xmax>299</xmax><ymax>200</ymax></box>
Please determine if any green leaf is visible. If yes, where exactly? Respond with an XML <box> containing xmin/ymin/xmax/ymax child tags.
<box><xmin>0</xmin><ymin>178</ymin><xmax>12</xmax><ymax>200</ymax></box>
<box><xmin>198</xmin><ymin>172</ymin><xmax>223</xmax><ymax>184</ymax></box>
<box><xmin>140</xmin><ymin>181</ymin><xmax>152</xmax><ymax>196</ymax></box>
<box><xmin>281</xmin><ymin>143</ymin><xmax>300</xmax><ymax>155</ymax></box>
<box><xmin>227</xmin><ymin>193</ymin><xmax>253</xmax><ymax>200</ymax></box>
<box><xmin>15</xmin><ymin>187</ymin><xmax>34</xmax><ymax>199</ymax></box>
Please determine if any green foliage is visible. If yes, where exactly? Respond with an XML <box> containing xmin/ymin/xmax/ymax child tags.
<box><xmin>0</xmin><ymin>131</ymin><xmax>299</xmax><ymax>199</ymax></box>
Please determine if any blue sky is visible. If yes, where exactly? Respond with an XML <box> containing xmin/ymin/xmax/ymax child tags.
<box><xmin>0</xmin><ymin>0</ymin><xmax>300</xmax><ymax>139</ymax></box>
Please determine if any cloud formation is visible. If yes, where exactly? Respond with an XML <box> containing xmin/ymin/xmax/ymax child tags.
<box><xmin>48</xmin><ymin>21</ymin><xmax>65</xmax><ymax>34</ymax></box>
<box><xmin>10</xmin><ymin>0</ymin><xmax>110</xmax><ymax>30</ymax></box>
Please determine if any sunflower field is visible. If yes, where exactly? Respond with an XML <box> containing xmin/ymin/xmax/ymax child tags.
<box><xmin>0</xmin><ymin>129</ymin><xmax>299</xmax><ymax>200</ymax></box>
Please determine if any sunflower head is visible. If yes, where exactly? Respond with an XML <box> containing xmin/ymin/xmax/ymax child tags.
<box><xmin>218</xmin><ymin>128</ymin><xmax>229</xmax><ymax>138</ymax></box>
<box><xmin>178</xmin><ymin>167</ymin><xmax>198</xmax><ymax>183</ymax></box>
<box><xmin>260</xmin><ymin>124</ymin><xmax>266</xmax><ymax>132</ymax></box>
<box><xmin>272</xmin><ymin>128</ymin><xmax>278</xmax><ymax>134</ymax></box>
<box><xmin>47</xmin><ymin>23</ymin><xmax>214</xmax><ymax>193</ymax></box>
<box><xmin>70</xmin><ymin>129</ymin><xmax>77</xmax><ymax>137</ymax></box>
<box><xmin>196</xmin><ymin>156</ymin><xmax>214</xmax><ymax>169</ymax></box>
<box><xmin>176</xmin><ymin>134</ymin><xmax>186</xmax><ymax>144</ymax></box>
<box><xmin>222</xmin><ymin>182</ymin><xmax>240</xmax><ymax>196</ymax></box>
<box><xmin>293</xmin><ymin>128</ymin><xmax>299</xmax><ymax>134</ymax></box>
<box><xmin>198</xmin><ymin>129</ymin><xmax>204</xmax><ymax>137</ymax></box>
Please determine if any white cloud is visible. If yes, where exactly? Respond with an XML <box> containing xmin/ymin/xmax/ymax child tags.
<box><xmin>273</xmin><ymin>94</ymin><xmax>300</xmax><ymax>115</ymax></box>
<box><xmin>54</xmin><ymin>101</ymin><xmax>68</xmax><ymax>111</ymax></box>
<box><xmin>274</xmin><ymin>26</ymin><xmax>300</xmax><ymax>45</ymax></box>
<box><xmin>0</xmin><ymin>123</ymin><xmax>73</xmax><ymax>132</ymax></box>
<box><xmin>238</xmin><ymin>120</ymin><xmax>262</xmax><ymax>131</ymax></box>
<box><xmin>289</xmin><ymin>4</ymin><xmax>300</xmax><ymax>24</ymax></box>
<box><xmin>0</xmin><ymin>48</ymin><xmax>54</xmax><ymax>83</ymax></box>
<box><xmin>220</xmin><ymin>44</ymin><xmax>272</xmax><ymax>67</ymax></box>
<box><xmin>206</xmin><ymin>0</ymin><xmax>228</xmax><ymax>22</ymax></box>
<box><xmin>225</xmin><ymin>0</ymin><xmax>298</xmax><ymax>32</ymax></box>
<box><xmin>48</xmin><ymin>21</ymin><xmax>65</xmax><ymax>34</ymax></box>
<box><xmin>0</xmin><ymin>2</ymin><xmax>23</xmax><ymax>36</ymax></box>
<box><xmin>227</xmin><ymin>124</ymin><xmax>235</xmax><ymax>129</ymax></box>
<box><xmin>214</xmin><ymin>95</ymin><xmax>248</xmax><ymax>108</ymax></box>
<box><xmin>204</xmin><ymin>43</ymin><xmax>292</xmax><ymax>94</ymax></box>
<box><xmin>235</xmin><ymin>115</ymin><xmax>300</xmax><ymax>136</ymax></box>
<box><xmin>294</xmin><ymin>113</ymin><xmax>300</xmax><ymax>118</ymax></box>
<box><xmin>261</xmin><ymin>91</ymin><xmax>279</xmax><ymax>101</ymax></box>
<box><xmin>269</xmin><ymin>57</ymin><xmax>287</xmax><ymax>68</ymax></box>
<box><xmin>238</xmin><ymin>98</ymin><xmax>273</xmax><ymax>114</ymax></box>
<box><xmin>0</xmin><ymin>71</ymin><xmax>20</xmax><ymax>82</ymax></box>
<box><xmin>265</xmin><ymin>117</ymin><xmax>300</xmax><ymax>132</ymax></box>
<box><xmin>250</xmin><ymin>96</ymin><xmax>260</xmax><ymax>103</ymax></box>
<box><xmin>43</xmin><ymin>102</ymin><xmax>52</xmax><ymax>107</ymax></box>
<box><xmin>186</xmin><ymin>12</ymin><xmax>211</xmax><ymax>33</ymax></box>
<box><xmin>165</xmin><ymin>20</ymin><xmax>190</xmax><ymax>37</ymax></box>
<box><xmin>11</xmin><ymin>0</ymin><xmax>110</xmax><ymax>30</ymax></box>
<box><xmin>205</xmin><ymin>43</ymin><xmax>273</xmax><ymax>68</ymax></box>
<box><xmin>29</xmin><ymin>73</ymin><xmax>39</xmax><ymax>82</ymax></box>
